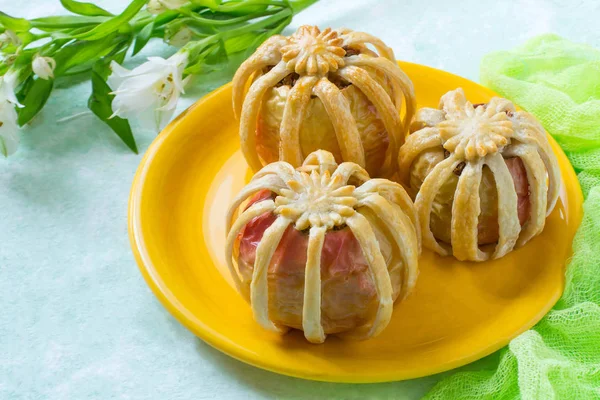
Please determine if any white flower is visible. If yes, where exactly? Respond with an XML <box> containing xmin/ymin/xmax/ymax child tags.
<box><xmin>147</xmin><ymin>0</ymin><xmax>188</xmax><ymax>14</ymax></box>
<box><xmin>0</xmin><ymin>71</ymin><xmax>23</xmax><ymax>108</ymax></box>
<box><xmin>0</xmin><ymin>30</ymin><xmax>21</xmax><ymax>49</ymax></box>
<box><xmin>107</xmin><ymin>52</ymin><xmax>189</xmax><ymax>130</ymax></box>
<box><xmin>0</xmin><ymin>98</ymin><xmax>19</xmax><ymax>157</ymax></box>
<box><xmin>32</xmin><ymin>55</ymin><xmax>56</xmax><ymax>80</ymax></box>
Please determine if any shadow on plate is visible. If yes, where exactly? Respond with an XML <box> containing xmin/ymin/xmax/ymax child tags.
<box><xmin>194</xmin><ymin>337</ymin><xmax>441</xmax><ymax>399</ymax></box>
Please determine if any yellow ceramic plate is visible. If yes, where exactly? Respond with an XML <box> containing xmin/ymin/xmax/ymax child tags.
<box><xmin>129</xmin><ymin>62</ymin><xmax>582</xmax><ymax>383</ymax></box>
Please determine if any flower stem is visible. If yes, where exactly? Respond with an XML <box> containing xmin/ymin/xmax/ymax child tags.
<box><xmin>179</xmin><ymin>7</ymin><xmax>281</xmax><ymax>26</ymax></box>
<box><xmin>220</xmin><ymin>7</ymin><xmax>292</xmax><ymax>39</ymax></box>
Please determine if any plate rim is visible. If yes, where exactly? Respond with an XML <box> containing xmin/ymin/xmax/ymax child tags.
<box><xmin>128</xmin><ymin>61</ymin><xmax>583</xmax><ymax>383</ymax></box>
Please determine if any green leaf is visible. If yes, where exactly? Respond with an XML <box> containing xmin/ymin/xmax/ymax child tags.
<box><xmin>61</xmin><ymin>64</ymin><xmax>94</xmax><ymax>76</ymax></box>
<box><xmin>152</xmin><ymin>9</ymin><xmax>179</xmax><ymax>27</ymax></box>
<box><xmin>65</xmin><ymin>47</ymin><xmax>129</xmax><ymax>77</ymax></box>
<box><xmin>0</xmin><ymin>11</ymin><xmax>31</xmax><ymax>32</ymax></box>
<box><xmin>184</xmin><ymin>40</ymin><xmax>228</xmax><ymax>74</ymax></box>
<box><xmin>108</xmin><ymin>41</ymin><xmax>129</xmax><ymax>66</ymax></box>
<box><xmin>59</xmin><ymin>38</ymin><xmax>131</xmax><ymax>77</ymax></box>
<box><xmin>10</xmin><ymin>50</ymin><xmax>34</xmax><ymax>71</ymax></box>
<box><xmin>15</xmin><ymin>77</ymin><xmax>54</xmax><ymax>126</ymax></box>
<box><xmin>48</xmin><ymin>26</ymin><xmax>94</xmax><ymax>39</ymax></box>
<box><xmin>72</xmin><ymin>0</ymin><xmax>148</xmax><ymax>41</ymax></box>
<box><xmin>60</xmin><ymin>0</ymin><xmax>113</xmax><ymax>17</ymax></box>
<box><xmin>132</xmin><ymin>20</ymin><xmax>153</xmax><ymax>56</ymax></box>
<box><xmin>11</xmin><ymin>30</ymin><xmax>35</xmax><ymax>45</ymax></box>
<box><xmin>30</xmin><ymin>15</ymin><xmax>108</xmax><ymax>29</ymax></box>
<box><xmin>93</xmin><ymin>41</ymin><xmax>130</xmax><ymax>80</ymax></box>
<box><xmin>168</xmin><ymin>18</ymin><xmax>214</xmax><ymax>36</ymax></box>
<box><xmin>88</xmin><ymin>66</ymin><xmax>138</xmax><ymax>153</ymax></box>
<box><xmin>53</xmin><ymin>34</ymin><xmax>126</xmax><ymax>75</ymax></box>
<box><xmin>224</xmin><ymin>31</ymin><xmax>260</xmax><ymax>54</ymax></box>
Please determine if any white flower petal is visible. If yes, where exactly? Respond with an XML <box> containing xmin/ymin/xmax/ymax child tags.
<box><xmin>135</xmin><ymin>106</ymin><xmax>161</xmax><ymax>130</ymax></box>
<box><xmin>170</xmin><ymin>72</ymin><xmax>186</xmax><ymax>94</ymax></box>
<box><xmin>0</xmin><ymin>101</ymin><xmax>19</xmax><ymax>156</ymax></box>
<box><xmin>156</xmin><ymin>107</ymin><xmax>177</xmax><ymax>130</ymax></box>
<box><xmin>146</xmin><ymin>56</ymin><xmax>171</xmax><ymax>65</ymax></box>
<box><xmin>112</xmin><ymin>73</ymin><xmax>164</xmax><ymax>93</ymax></box>
<box><xmin>0</xmin><ymin>72</ymin><xmax>24</xmax><ymax>108</ymax></box>
<box><xmin>169</xmin><ymin>52</ymin><xmax>188</xmax><ymax>66</ymax></box>
<box><xmin>156</xmin><ymin>90</ymin><xmax>180</xmax><ymax>111</ymax></box>
<box><xmin>108</xmin><ymin>60</ymin><xmax>134</xmax><ymax>78</ymax></box>
<box><xmin>112</xmin><ymin>90</ymin><xmax>160</xmax><ymax>117</ymax></box>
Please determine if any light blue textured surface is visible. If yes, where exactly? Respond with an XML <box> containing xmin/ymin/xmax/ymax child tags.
<box><xmin>1</xmin><ymin>1</ymin><xmax>599</xmax><ymax>399</ymax></box>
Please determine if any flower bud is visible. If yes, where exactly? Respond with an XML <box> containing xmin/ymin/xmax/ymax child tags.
<box><xmin>0</xmin><ymin>30</ymin><xmax>21</xmax><ymax>49</ymax></box>
<box><xmin>32</xmin><ymin>55</ymin><xmax>56</xmax><ymax>80</ymax></box>
<box><xmin>2</xmin><ymin>54</ymin><xmax>17</xmax><ymax>66</ymax></box>
<box><xmin>165</xmin><ymin>25</ymin><xmax>194</xmax><ymax>47</ymax></box>
<box><xmin>147</xmin><ymin>0</ymin><xmax>188</xmax><ymax>14</ymax></box>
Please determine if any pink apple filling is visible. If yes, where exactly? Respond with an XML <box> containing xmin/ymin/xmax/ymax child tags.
<box><xmin>410</xmin><ymin>149</ymin><xmax>530</xmax><ymax>245</ymax></box>
<box><xmin>234</xmin><ymin>190</ymin><xmax>399</xmax><ymax>334</ymax></box>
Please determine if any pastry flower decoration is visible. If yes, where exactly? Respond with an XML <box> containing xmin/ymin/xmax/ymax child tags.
<box><xmin>274</xmin><ymin>168</ymin><xmax>358</xmax><ymax>230</ymax></box>
<box><xmin>399</xmin><ymin>88</ymin><xmax>560</xmax><ymax>262</ymax></box>
<box><xmin>225</xmin><ymin>150</ymin><xmax>420</xmax><ymax>343</ymax></box>
<box><xmin>437</xmin><ymin>103</ymin><xmax>513</xmax><ymax>161</ymax></box>
<box><xmin>232</xmin><ymin>25</ymin><xmax>416</xmax><ymax>177</ymax></box>
<box><xmin>280</xmin><ymin>26</ymin><xmax>345</xmax><ymax>76</ymax></box>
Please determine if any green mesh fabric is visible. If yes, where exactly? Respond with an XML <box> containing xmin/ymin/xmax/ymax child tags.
<box><xmin>424</xmin><ymin>35</ymin><xmax>600</xmax><ymax>400</ymax></box>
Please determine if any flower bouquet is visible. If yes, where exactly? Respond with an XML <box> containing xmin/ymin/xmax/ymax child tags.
<box><xmin>0</xmin><ymin>0</ymin><xmax>316</xmax><ymax>156</ymax></box>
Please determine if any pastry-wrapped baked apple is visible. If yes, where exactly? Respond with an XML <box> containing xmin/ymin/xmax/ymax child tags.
<box><xmin>232</xmin><ymin>25</ymin><xmax>416</xmax><ymax>177</ymax></box>
<box><xmin>399</xmin><ymin>88</ymin><xmax>560</xmax><ymax>261</ymax></box>
<box><xmin>225</xmin><ymin>150</ymin><xmax>419</xmax><ymax>343</ymax></box>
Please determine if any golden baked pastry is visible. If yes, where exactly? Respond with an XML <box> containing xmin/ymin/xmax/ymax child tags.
<box><xmin>232</xmin><ymin>25</ymin><xmax>416</xmax><ymax>177</ymax></box>
<box><xmin>399</xmin><ymin>88</ymin><xmax>560</xmax><ymax>261</ymax></box>
<box><xmin>225</xmin><ymin>150</ymin><xmax>419</xmax><ymax>343</ymax></box>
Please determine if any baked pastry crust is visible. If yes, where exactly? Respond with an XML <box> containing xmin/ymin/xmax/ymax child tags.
<box><xmin>225</xmin><ymin>150</ymin><xmax>420</xmax><ymax>343</ymax></box>
<box><xmin>399</xmin><ymin>88</ymin><xmax>560</xmax><ymax>261</ymax></box>
<box><xmin>232</xmin><ymin>25</ymin><xmax>416</xmax><ymax>177</ymax></box>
